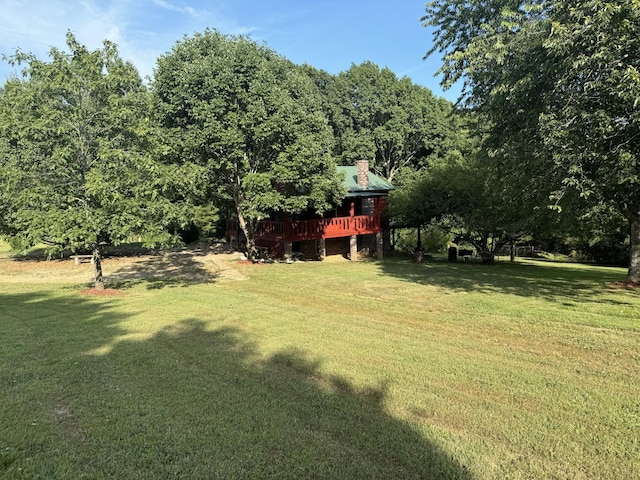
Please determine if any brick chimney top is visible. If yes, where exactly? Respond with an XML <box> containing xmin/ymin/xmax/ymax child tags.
<box><xmin>356</xmin><ymin>160</ymin><xmax>369</xmax><ymax>188</ymax></box>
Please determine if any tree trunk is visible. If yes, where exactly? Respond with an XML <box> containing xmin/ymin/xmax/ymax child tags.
<box><xmin>480</xmin><ymin>251</ymin><xmax>495</xmax><ymax>264</ymax></box>
<box><xmin>93</xmin><ymin>247</ymin><xmax>104</xmax><ymax>290</ymax></box>
<box><xmin>510</xmin><ymin>240</ymin><xmax>515</xmax><ymax>263</ymax></box>
<box><xmin>627</xmin><ymin>212</ymin><xmax>640</xmax><ymax>283</ymax></box>
<box><xmin>236</xmin><ymin>208</ymin><xmax>257</xmax><ymax>262</ymax></box>
<box><xmin>475</xmin><ymin>237</ymin><xmax>495</xmax><ymax>264</ymax></box>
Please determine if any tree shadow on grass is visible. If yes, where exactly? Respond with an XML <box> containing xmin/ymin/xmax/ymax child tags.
<box><xmin>0</xmin><ymin>297</ymin><xmax>474</xmax><ymax>479</ymax></box>
<box><xmin>379</xmin><ymin>257</ymin><xmax>638</xmax><ymax>306</ymax></box>
<box><xmin>88</xmin><ymin>321</ymin><xmax>474</xmax><ymax>478</ymax></box>
<box><xmin>0</xmin><ymin>290</ymin><xmax>132</xmax><ymax>476</ymax></box>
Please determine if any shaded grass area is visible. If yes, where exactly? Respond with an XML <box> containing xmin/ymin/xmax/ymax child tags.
<box><xmin>1</xmin><ymin>251</ymin><xmax>639</xmax><ymax>479</ymax></box>
<box><xmin>0</xmin><ymin>288</ymin><xmax>468</xmax><ymax>479</ymax></box>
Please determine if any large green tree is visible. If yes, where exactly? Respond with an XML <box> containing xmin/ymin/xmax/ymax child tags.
<box><xmin>0</xmin><ymin>33</ymin><xmax>189</xmax><ymax>289</ymax></box>
<box><xmin>153</xmin><ymin>30</ymin><xmax>344</xmax><ymax>260</ymax></box>
<box><xmin>309</xmin><ymin>62</ymin><xmax>458</xmax><ymax>182</ymax></box>
<box><xmin>424</xmin><ymin>0</ymin><xmax>640</xmax><ymax>282</ymax></box>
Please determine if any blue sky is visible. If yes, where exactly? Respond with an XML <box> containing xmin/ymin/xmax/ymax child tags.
<box><xmin>0</xmin><ymin>0</ymin><xmax>461</xmax><ymax>102</ymax></box>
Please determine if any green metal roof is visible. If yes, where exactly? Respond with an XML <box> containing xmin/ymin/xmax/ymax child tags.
<box><xmin>337</xmin><ymin>166</ymin><xmax>394</xmax><ymax>197</ymax></box>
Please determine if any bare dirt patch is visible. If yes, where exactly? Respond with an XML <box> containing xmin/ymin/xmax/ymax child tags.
<box><xmin>610</xmin><ymin>280</ymin><xmax>640</xmax><ymax>290</ymax></box>
<box><xmin>0</xmin><ymin>243</ymin><xmax>247</xmax><ymax>288</ymax></box>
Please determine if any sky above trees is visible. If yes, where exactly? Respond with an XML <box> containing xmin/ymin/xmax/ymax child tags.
<box><xmin>0</xmin><ymin>0</ymin><xmax>461</xmax><ymax>102</ymax></box>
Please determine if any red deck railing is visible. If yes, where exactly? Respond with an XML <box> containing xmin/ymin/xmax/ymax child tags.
<box><xmin>288</xmin><ymin>215</ymin><xmax>380</xmax><ymax>240</ymax></box>
<box><xmin>227</xmin><ymin>215</ymin><xmax>381</xmax><ymax>242</ymax></box>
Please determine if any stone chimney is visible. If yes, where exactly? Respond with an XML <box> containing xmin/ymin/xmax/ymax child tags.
<box><xmin>356</xmin><ymin>160</ymin><xmax>369</xmax><ymax>189</ymax></box>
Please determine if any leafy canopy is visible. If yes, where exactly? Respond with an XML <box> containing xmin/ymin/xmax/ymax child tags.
<box><xmin>424</xmin><ymin>0</ymin><xmax>640</xmax><ymax>280</ymax></box>
<box><xmin>309</xmin><ymin>61</ymin><xmax>460</xmax><ymax>182</ymax></box>
<box><xmin>0</xmin><ymin>33</ymin><xmax>187</xmax><ymax>259</ymax></box>
<box><xmin>153</xmin><ymin>30</ymin><xmax>344</xmax><ymax>257</ymax></box>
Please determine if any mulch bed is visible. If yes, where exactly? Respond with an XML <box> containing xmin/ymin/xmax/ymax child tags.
<box><xmin>610</xmin><ymin>280</ymin><xmax>640</xmax><ymax>290</ymax></box>
<box><xmin>79</xmin><ymin>288</ymin><xmax>123</xmax><ymax>296</ymax></box>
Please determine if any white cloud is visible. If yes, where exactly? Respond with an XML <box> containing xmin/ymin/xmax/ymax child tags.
<box><xmin>0</xmin><ymin>0</ymin><xmax>257</xmax><ymax>82</ymax></box>
<box><xmin>152</xmin><ymin>0</ymin><xmax>199</xmax><ymax>17</ymax></box>
<box><xmin>0</xmin><ymin>1</ymin><xmax>127</xmax><ymax>63</ymax></box>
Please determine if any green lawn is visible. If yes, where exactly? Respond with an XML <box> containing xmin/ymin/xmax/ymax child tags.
<box><xmin>1</xmin><ymin>247</ymin><xmax>639</xmax><ymax>479</ymax></box>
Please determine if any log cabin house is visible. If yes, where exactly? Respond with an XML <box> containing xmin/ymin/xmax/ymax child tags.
<box><xmin>226</xmin><ymin>160</ymin><xmax>394</xmax><ymax>260</ymax></box>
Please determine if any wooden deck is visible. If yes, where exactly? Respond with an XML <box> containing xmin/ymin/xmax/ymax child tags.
<box><xmin>227</xmin><ymin>215</ymin><xmax>382</xmax><ymax>243</ymax></box>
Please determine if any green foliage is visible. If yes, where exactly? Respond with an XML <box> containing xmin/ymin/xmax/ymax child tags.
<box><xmin>540</xmin><ymin>1</ymin><xmax>640</xmax><ymax>210</ymax></box>
<box><xmin>390</xmin><ymin>141</ymin><xmax>534</xmax><ymax>258</ymax></box>
<box><xmin>394</xmin><ymin>225</ymin><xmax>451</xmax><ymax>254</ymax></box>
<box><xmin>389</xmin><ymin>159</ymin><xmax>459</xmax><ymax>229</ymax></box>
<box><xmin>424</xmin><ymin>0</ymin><xmax>640</xmax><ymax>280</ymax></box>
<box><xmin>189</xmin><ymin>204</ymin><xmax>222</xmax><ymax>239</ymax></box>
<box><xmin>308</xmin><ymin>62</ymin><xmax>462</xmax><ymax>182</ymax></box>
<box><xmin>0</xmin><ymin>127</ymin><xmax>14</xmax><ymax>238</ymax></box>
<box><xmin>153</xmin><ymin>30</ymin><xmax>344</xmax><ymax>259</ymax></box>
<box><xmin>0</xmin><ymin>33</ymin><xmax>189</xmax><ymax>265</ymax></box>
<box><xmin>549</xmin><ymin>203</ymin><xmax>632</xmax><ymax>265</ymax></box>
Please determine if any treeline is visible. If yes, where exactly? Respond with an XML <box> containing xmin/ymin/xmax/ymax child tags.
<box><xmin>1</xmin><ymin>22</ymin><xmax>636</xmax><ymax>288</ymax></box>
<box><xmin>0</xmin><ymin>30</ymin><xmax>460</xmax><ymax>287</ymax></box>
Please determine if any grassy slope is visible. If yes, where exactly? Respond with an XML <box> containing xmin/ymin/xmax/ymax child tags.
<box><xmin>1</xmin><ymin>247</ymin><xmax>639</xmax><ymax>479</ymax></box>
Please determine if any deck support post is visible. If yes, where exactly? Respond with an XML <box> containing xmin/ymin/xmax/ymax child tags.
<box><xmin>349</xmin><ymin>235</ymin><xmax>358</xmax><ymax>261</ymax></box>
<box><xmin>376</xmin><ymin>231</ymin><xmax>383</xmax><ymax>260</ymax></box>
<box><xmin>318</xmin><ymin>238</ymin><xmax>326</xmax><ymax>260</ymax></box>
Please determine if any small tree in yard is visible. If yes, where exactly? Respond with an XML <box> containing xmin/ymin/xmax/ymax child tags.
<box><xmin>0</xmin><ymin>33</ymin><xmax>189</xmax><ymax>289</ymax></box>
<box><xmin>153</xmin><ymin>30</ymin><xmax>344</xmax><ymax>261</ymax></box>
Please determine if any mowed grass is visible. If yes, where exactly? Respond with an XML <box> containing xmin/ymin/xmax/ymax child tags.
<box><xmin>1</xmin><ymin>244</ymin><xmax>639</xmax><ymax>479</ymax></box>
